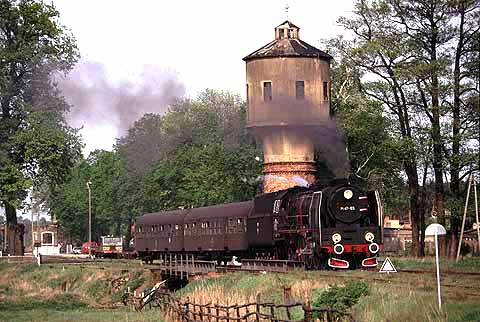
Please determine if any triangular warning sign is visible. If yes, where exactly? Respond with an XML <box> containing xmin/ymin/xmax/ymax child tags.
<box><xmin>379</xmin><ymin>257</ymin><xmax>397</xmax><ymax>273</ymax></box>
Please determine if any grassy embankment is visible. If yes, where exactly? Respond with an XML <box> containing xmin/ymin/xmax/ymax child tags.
<box><xmin>1</xmin><ymin>257</ymin><xmax>479</xmax><ymax>322</ymax></box>
<box><xmin>0</xmin><ymin>260</ymin><xmax>163</xmax><ymax>322</ymax></box>
<box><xmin>172</xmin><ymin>256</ymin><xmax>480</xmax><ymax>322</ymax></box>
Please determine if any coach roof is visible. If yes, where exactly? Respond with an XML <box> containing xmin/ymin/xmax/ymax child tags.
<box><xmin>185</xmin><ymin>201</ymin><xmax>253</xmax><ymax>221</ymax></box>
<box><xmin>136</xmin><ymin>209</ymin><xmax>188</xmax><ymax>225</ymax></box>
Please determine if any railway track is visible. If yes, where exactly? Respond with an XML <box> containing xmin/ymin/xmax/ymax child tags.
<box><xmin>24</xmin><ymin>255</ymin><xmax>480</xmax><ymax>282</ymax></box>
<box><xmin>15</xmin><ymin>255</ymin><xmax>479</xmax><ymax>297</ymax></box>
<box><xmin>398</xmin><ymin>268</ymin><xmax>480</xmax><ymax>276</ymax></box>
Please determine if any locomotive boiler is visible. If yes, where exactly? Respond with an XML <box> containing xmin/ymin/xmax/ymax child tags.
<box><xmin>135</xmin><ymin>178</ymin><xmax>383</xmax><ymax>269</ymax></box>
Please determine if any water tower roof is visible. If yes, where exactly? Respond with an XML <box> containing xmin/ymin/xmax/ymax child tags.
<box><xmin>275</xmin><ymin>20</ymin><xmax>300</xmax><ymax>29</ymax></box>
<box><xmin>243</xmin><ymin>20</ymin><xmax>333</xmax><ymax>62</ymax></box>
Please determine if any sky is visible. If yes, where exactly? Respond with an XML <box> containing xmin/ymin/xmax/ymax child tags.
<box><xmin>51</xmin><ymin>0</ymin><xmax>356</xmax><ymax>154</ymax></box>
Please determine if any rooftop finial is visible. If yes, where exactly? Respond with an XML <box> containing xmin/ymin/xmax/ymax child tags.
<box><xmin>285</xmin><ymin>2</ymin><xmax>290</xmax><ymax>19</ymax></box>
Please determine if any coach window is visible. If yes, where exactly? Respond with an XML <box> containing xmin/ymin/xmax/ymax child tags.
<box><xmin>237</xmin><ymin>218</ymin><xmax>243</xmax><ymax>233</ymax></box>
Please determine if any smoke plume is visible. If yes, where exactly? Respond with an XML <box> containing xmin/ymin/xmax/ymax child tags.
<box><xmin>251</xmin><ymin>95</ymin><xmax>350</xmax><ymax>178</ymax></box>
<box><xmin>58</xmin><ymin>61</ymin><xmax>185</xmax><ymax>137</ymax></box>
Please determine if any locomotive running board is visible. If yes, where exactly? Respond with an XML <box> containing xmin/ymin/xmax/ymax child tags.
<box><xmin>328</xmin><ymin>258</ymin><xmax>350</xmax><ymax>269</ymax></box>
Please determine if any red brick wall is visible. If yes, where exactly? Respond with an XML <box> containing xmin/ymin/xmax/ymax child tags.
<box><xmin>263</xmin><ymin>162</ymin><xmax>316</xmax><ymax>193</ymax></box>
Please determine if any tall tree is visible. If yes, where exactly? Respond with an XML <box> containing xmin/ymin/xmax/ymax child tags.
<box><xmin>390</xmin><ymin>0</ymin><xmax>453</xmax><ymax>255</ymax></box>
<box><xmin>0</xmin><ymin>0</ymin><xmax>80</xmax><ymax>254</ymax></box>
<box><xmin>448</xmin><ymin>0</ymin><xmax>480</xmax><ymax>257</ymax></box>
<box><xmin>337</xmin><ymin>0</ymin><xmax>480</xmax><ymax>257</ymax></box>
<box><xmin>326</xmin><ymin>37</ymin><xmax>406</xmax><ymax>209</ymax></box>
<box><xmin>338</xmin><ymin>0</ymin><xmax>427</xmax><ymax>256</ymax></box>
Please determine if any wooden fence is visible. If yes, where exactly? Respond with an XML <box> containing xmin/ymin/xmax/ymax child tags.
<box><xmin>151</xmin><ymin>290</ymin><xmax>357</xmax><ymax>322</ymax></box>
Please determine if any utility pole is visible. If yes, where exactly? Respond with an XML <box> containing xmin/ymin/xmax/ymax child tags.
<box><xmin>31</xmin><ymin>210</ymin><xmax>34</xmax><ymax>252</ymax></box>
<box><xmin>86</xmin><ymin>181</ymin><xmax>92</xmax><ymax>257</ymax></box>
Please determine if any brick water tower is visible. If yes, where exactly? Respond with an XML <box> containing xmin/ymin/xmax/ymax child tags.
<box><xmin>243</xmin><ymin>21</ymin><xmax>333</xmax><ymax>193</ymax></box>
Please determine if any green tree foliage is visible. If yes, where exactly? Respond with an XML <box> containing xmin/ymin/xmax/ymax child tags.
<box><xmin>49</xmin><ymin>150</ymin><xmax>129</xmax><ymax>241</ymax></box>
<box><xmin>0</xmin><ymin>0</ymin><xmax>81</xmax><ymax>254</ymax></box>
<box><xmin>50</xmin><ymin>90</ymin><xmax>262</xmax><ymax>242</ymax></box>
<box><xmin>325</xmin><ymin>38</ymin><xmax>407</xmax><ymax>215</ymax></box>
<box><xmin>48</xmin><ymin>159</ymin><xmax>90</xmax><ymax>242</ymax></box>
<box><xmin>144</xmin><ymin>143</ymin><xmax>260</xmax><ymax>210</ymax></box>
<box><xmin>333</xmin><ymin>0</ymin><xmax>480</xmax><ymax>257</ymax></box>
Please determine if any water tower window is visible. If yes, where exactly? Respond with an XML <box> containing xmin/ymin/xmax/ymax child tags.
<box><xmin>263</xmin><ymin>82</ymin><xmax>272</xmax><ymax>102</ymax></box>
<box><xmin>296</xmin><ymin>81</ymin><xmax>304</xmax><ymax>100</ymax></box>
<box><xmin>246</xmin><ymin>84</ymin><xmax>249</xmax><ymax>104</ymax></box>
<box><xmin>323</xmin><ymin>81</ymin><xmax>328</xmax><ymax>101</ymax></box>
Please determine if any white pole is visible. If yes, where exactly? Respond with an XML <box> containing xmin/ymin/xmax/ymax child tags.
<box><xmin>435</xmin><ymin>231</ymin><xmax>442</xmax><ymax>310</ymax></box>
<box><xmin>457</xmin><ymin>174</ymin><xmax>473</xmax><ymax>261</ymax></box>
<box><xmin>473</xmin><ymin>177</ymin><xmax>480</xmax><ymax>253</ymax></box>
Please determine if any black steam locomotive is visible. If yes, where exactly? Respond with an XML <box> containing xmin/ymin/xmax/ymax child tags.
<box><xmin>135</xmin><ymin>179</ymin><xmax>383</xmax><ymax>269</ymax></box>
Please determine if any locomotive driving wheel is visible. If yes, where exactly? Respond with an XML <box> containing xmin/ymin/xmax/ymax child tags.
<box><xmin>304</xmin><ymin>256</ymin><xmax>323</xmax><ymax>270</ymax></box>
<box><xmin>304</xmin><ymin>256</ymin><xmax>314</xmax><ymax>270</ymax></box>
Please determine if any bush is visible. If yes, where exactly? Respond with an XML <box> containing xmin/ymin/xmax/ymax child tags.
<box><xmin>311</xmin><ymin>280</ymin><xmax>369</xmax><ymax>311</ymax></box>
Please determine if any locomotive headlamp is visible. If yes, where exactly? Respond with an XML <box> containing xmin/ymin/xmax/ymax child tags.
<box><xmin>332</xmin><ymin>233</ymin><xmax>342</xmax><ymax>244</ymax></box>
<box><xmin>343</xmin><ymin>189</ymin><xmax>353</xmax><ymax>200</ymax></box>
<box><xmin>365</xmin><ymin>232</ymin><xmax>375</xmax><ymax>242</ymax></box>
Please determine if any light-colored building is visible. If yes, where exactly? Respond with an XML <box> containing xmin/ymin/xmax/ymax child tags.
<box><xmin>244</xmin><ymin>21</ymin><xmax>347</xmax><ymax>192</ymax></box>
<box><xmin>32</xmin><ymin>223</ymin><xmax>62</xmax><ymax>255</ymax></box>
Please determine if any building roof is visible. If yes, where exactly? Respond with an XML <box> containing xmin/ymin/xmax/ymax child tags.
<box><xmin>243</xmin><ymin>20</ymin><xmax>333</xmax><ymax>61</ymax></box>
<box><xmin>275</xmin><ymin>20</ymin><xmax>300</xmax><ymax>29</ymax></box>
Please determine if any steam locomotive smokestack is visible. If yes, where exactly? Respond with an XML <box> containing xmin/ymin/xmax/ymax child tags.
<box><xmin>243</xmin><ymin>20</ymin><xmax>348</xmax><ymax>193</ymax></box>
